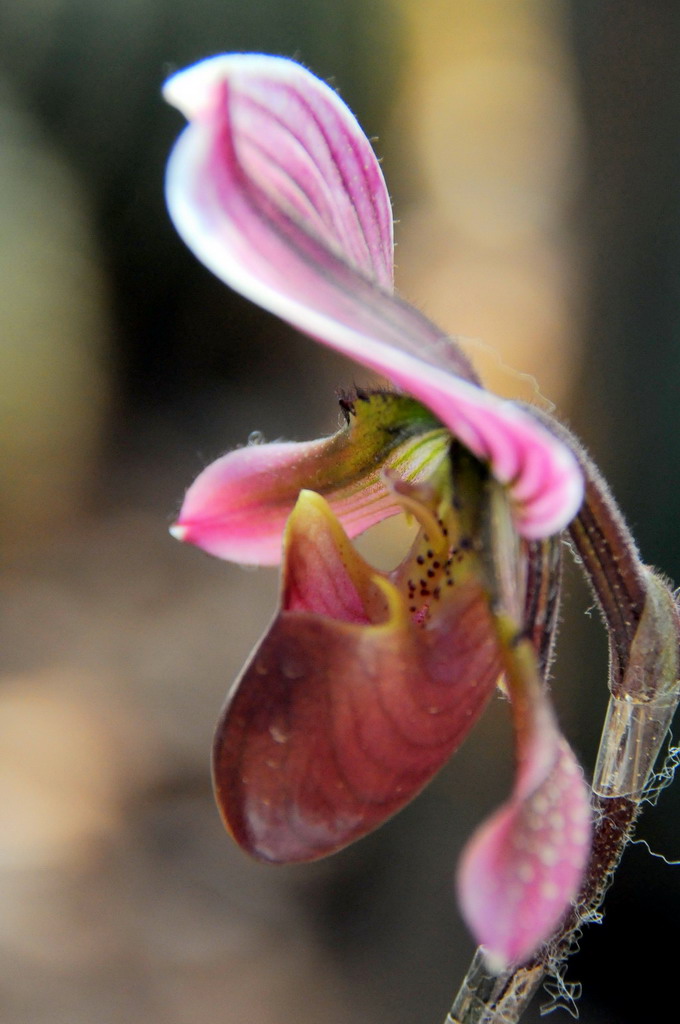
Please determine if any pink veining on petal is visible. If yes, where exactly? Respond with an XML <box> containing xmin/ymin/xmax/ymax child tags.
<box><xmin>171</xmin><ymin>425</ymin><xmax>449</xmax><ymax>565</ymax></box>
<box><xmin>164</xmin><ymin>56</ymin><xmax>480</xmax><ymax>383</ymax></box>
<box><xmin>456</xmin><ymin>651</ymin><xmax>592</xmax><ymax>971</ymax></box>
<box><xmin>164</xmin><ymin>54</ymin><xmax>394</xmax><ymax>288</ymax></box>
<box><xmin>164</xmin><ymin>55</ymin><xmax>583</xmax><ymax>538</ymax></box>
<box><xmin>172</xmin><ymin>438</ymin><xmax>401</xmax><ymax>565</ymax></box>
<box><xmin>381</xmin><ymin>375</ymin><xmax>583</xmax><ymax>539</ymax></box>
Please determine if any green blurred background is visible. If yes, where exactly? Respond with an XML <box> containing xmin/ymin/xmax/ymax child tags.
<box><xmin>1</xmin><ymin>2</ymin><xmax>679</xmax><ymax>1022</ymax></box>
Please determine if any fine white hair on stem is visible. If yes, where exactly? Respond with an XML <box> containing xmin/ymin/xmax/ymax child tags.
<box><xmin>628</xmin><ymin>837</ymin><xmax>680</xmax><ymax>867</ymax></box>
<box><xmin>641</xmin><ymin>732</ymin><xmax>680</xmax><ymax>806</ymax></box>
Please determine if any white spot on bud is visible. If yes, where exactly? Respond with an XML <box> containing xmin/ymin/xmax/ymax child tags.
<box><xmin>517</xmin><ymin>861</ymin><xmax>535</xmax><ymax>883</ymax></box>
<box><xmin>539</xmin><ymin>846</ymin><xmax>560</xmax><ymax>867</ymax></box>
<box><xmin>541</xmin><ymin>880</ymin><xmax>559</xmax><ymax>900</ymax></box>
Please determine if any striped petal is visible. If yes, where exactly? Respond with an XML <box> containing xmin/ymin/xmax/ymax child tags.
<box><xmin>164</xmin><ymin>54</ymin><xmax>583</xmax><ymax>539</ymax></box>
<box><xmin>165</xmin><ymin>53</ymin><xmax>394</xmax><ymax>289</ymax></box>
<box><xmin>171</xmin><ymin>392</ymin><xmax>448</xmax><ymax>565</ymax></box>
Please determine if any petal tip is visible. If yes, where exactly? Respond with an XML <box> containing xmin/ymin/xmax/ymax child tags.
<box><xmin>162</xmin><ymin>62</ymin><xmax>204</xmax><ymax>118</ymax></box>
<box><xmin>169</xmin><ymin>522</ymin><xmax>188</xmax><ymax>542</ymax></box>
<box><xmin>163</xmin><ymin>55</ymin><xmax>234</xmax><ymax>120</ymax></box>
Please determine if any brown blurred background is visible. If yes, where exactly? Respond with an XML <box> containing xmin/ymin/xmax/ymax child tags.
<box><xmin>1</xmin><ymin>1</ymin><xmax>679</xmax><ymax>1021</ymax></box>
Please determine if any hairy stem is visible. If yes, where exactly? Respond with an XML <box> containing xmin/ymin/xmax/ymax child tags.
<box><xmin>445</xmin><ymin>415</ymin><xmax>680</xmax><ymax>1024</ymax></box>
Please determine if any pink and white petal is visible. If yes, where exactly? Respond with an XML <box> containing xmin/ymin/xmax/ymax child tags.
<box><xmin>164</xmin><ymin>56</ymin><xmax>479</xmax><ymax>382</ymax></box>
<box><xmin>457</xmin><ymin>634</ymin><xmax>592</xmax><ymax>971</ymax></box>
<box><xmin>165</xmin><ymin>57</ymin><xmax>582</xmax><ymax>537</ymax></box>
<box><xmin>171</xmin><ymin>426</ymin><xmax>450</xmax><ymax>565</ymax></box>
<box><xmin>378</xmin><ymin>369</ymin><xmax>584</xmax><ymax>539</ymax></box>
<box><xmin>171</xmin><ymin>437</ymin><xmax>394</xmax><ymax>565</ymax></box>
<box><xmin>164</xmin><ymin>54</ymin><xmax>393</xmax><ymax>290</ymax></box>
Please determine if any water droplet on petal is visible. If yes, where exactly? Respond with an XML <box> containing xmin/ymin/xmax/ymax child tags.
<box><xmin>281</xmin><ymin>653</ymin><xmax>305</xmax><ymax>680</ymax></box>
<box><xmin>269</xmin><ymin>722</ymin><xmax>290</xmax><ymax>744</ymax></box>
<box><xmin>248</xmin><ymin>430</ymin><xmax>266</xmax><ymax>445</ymax></box>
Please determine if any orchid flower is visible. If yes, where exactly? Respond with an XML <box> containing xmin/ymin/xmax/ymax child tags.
<box><xmin>164</xmin><ymin>54</ymin><xmax>591</xmax><ymax>972</ymax></box>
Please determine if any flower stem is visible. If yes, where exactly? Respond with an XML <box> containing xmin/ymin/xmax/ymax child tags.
<box><xmin>445</xmin><ymin>949</ymin><xmax>543</xmax><ymax>1024</ymax></box>
<box><xmin>445</xmin><ymin>415</ymin><xmax>680</xmax><ymax>1024</ymax></box>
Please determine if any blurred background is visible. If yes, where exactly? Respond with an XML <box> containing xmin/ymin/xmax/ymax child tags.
<box><xmin>1</xmin><ymin>1</ymin><xmax>679</xmax><ymax>1021</ymax></box>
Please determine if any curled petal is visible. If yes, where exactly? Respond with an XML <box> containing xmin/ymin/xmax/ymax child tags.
<box><xmin>164</xmin><ymin>55</ymin><xmax>475</xmax><ymax>382</ymax></box>
<box><xmin>212</xmin><ymin>493</ymin><xmax>502</xmax><ymax>861</ymax></box>
<box><xmin>457</xmin><ymin>623</ymin><xmax>592</xmax><ymax>971</ymax></box>
<box><xmin>164</xmin><ymin>54</ymin><xmax>394</xmax><ymax>288</ymax></box>
<box><xmin>165</xmin><ymin>55</ymin><xmax>583</xmax><ymax>537</ymax></box>
<box><xmin>172</xmin><ymin>393</ymin><xmax>448</xmax><ymax>564</ymax></box>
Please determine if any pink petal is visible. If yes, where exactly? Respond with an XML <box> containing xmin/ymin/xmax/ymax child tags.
<box><xmin>164</xmin><ymin>54</ymin><xmax>393</xmax><ymax>288</ymax></box>
<box><xmin>456</xmin><ymin>639</ymin><xmax>592</xmax><ymax>971</ymax></box>
<box><xmin>164</xmin><ymin>55</ymin><xmax>583</xmax><ymax>540</ymax></box>
<box><xmin>172</xmin><ymin>419</ymin><xmax>449</xmax><ymax>565</ymax></box>
<box><xmin>164</xmin><ymin>56</ymin><xmax>474</xmax><ymax>380</ymax></box>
